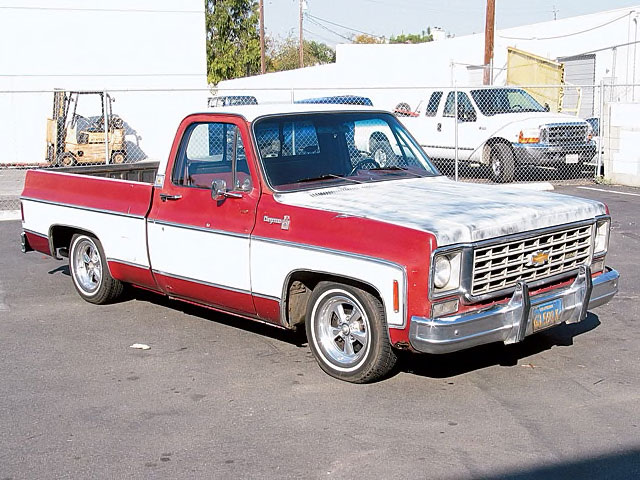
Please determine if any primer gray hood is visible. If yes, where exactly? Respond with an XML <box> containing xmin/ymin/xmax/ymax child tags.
<box><xmin>274</xmin><ymin>177</ymin><xmax>606</xmax><ymax>246</ymax></box>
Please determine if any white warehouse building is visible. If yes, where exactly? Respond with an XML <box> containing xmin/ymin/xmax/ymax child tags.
<box><xmin>0</xmin><ymin>0</ymin><xmax>209</xmax><ymax>166</ymax></box>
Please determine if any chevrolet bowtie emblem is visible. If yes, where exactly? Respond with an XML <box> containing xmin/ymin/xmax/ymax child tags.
<box><xmin>528</xmin><ymin>250</ymin><xmax>550</xmax><ymax>267</ymax></box>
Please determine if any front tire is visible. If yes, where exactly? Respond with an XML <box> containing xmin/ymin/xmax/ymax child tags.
<box><xmin>305</xmin><ymin>282</ymin><xmax>397</xmax><ymax>383</ymax></box>
<box><xmin>489</xmin><ymin>142</ymin><xmax>515</xmax><ymax>183</ymax></box>
<box><xmin>69</xmin><ymin>234</ymin><xmax>123</xmax><ymax>304</ymax></box>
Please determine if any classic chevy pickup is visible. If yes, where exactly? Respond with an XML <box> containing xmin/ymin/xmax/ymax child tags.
<box><xmin>20</xmin><ymin>104</ymin><xmax>619</xmax><ymax>383</ymax></box>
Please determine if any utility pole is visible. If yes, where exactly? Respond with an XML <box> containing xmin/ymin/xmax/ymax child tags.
<box><xmin>259</xmin><ymin>0</ymin><xmax>265</xmax><ymax>74</ymax></box>
<box><xmin>483</xmin><ymin>0</ymin><xmax>495</xmax><ymax>85</ymax></box>
<box><xmin>299</xmin><ymin>0</ymin><xmax>304</xmax><ymax>68</ymax></box>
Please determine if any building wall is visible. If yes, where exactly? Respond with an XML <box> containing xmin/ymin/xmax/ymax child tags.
<box><xmin>603</xmin><ymin>102</ymin><xmax>640</xmax><ymax>187</ymax></box>
<box><xmin>218</xmin><ymin>6</ymin><xmax>640</xmax><ymax>112</ymax></box>
<box><xmin>0</xmin><ymin>0</ymin><xmax>209</xmax><ymax>165</ymax></box>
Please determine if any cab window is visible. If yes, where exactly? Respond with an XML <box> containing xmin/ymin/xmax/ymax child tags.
<box><xmin>425</xmin><ymin>91</ymin><xmax>443</xmax><ymax>117</ymax></box>
<box><xmin>173</xmin><ymin>122</ymin><xmax>251</xmax><ymax>191</ymax></box>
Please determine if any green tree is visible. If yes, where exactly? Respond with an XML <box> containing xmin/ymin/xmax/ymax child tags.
<box><xmin>267</xmin><ymin>37</ymin><xmax>335</xmax><ymax>72</ymax></box>
<box><xmin>205</xmin><ymin>0</ymin><xmax>261</xmax><ymax>85</ymax></box>
<box><xmin>389</xmin><ymin>29</ymin><xmax>433</xmax><ymax>44</ymax></box>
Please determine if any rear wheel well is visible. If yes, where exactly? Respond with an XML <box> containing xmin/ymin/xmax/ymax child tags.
<box><xmin>49</xmin><ymin>225</ymin><xmax>98</xmax><ymax>257</ymax></box>
<box><xmin>283</xmin><ymin>271</ymin><xmax>383</xmax><ymax>329</ymax></box>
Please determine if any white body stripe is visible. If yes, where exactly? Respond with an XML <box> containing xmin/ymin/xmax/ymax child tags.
<box><xmin>22</xmin><ymin>199</ymin><xmax>406</xmax><ymax>327</ymax></box>
<box><xmin>21</xmin><ymin>200</ymin><xmax>149</xmax><ymax>267</ymax></box>
<box><xmin>147</xmin><ymin>222</ymin><xmax>251</xmax><ymax>292</ymax></box>
<box><xmin>250</xmin><ymin>238</ymin><xmax>406</xmax><ymax>327</ymax></box>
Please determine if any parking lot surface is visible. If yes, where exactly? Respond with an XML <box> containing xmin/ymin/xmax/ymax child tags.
<box><xmin>0</xmin><ymin>185</ymin><xmax>638</xmax><ymax>479</ymax></box>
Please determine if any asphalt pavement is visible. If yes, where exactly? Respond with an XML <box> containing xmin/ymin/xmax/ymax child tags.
<box><xmin>0</xmin><ymin>184</ymin><xmax>638</xmax><ymax>479</ymax></box>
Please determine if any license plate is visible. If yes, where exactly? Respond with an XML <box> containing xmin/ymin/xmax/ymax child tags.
<box><xmin>565</xmin><ymin>154</ymin><xmax>579</xmax><ymax>164</ymax></box>
<box><xmin>532</xmin><ymin>299</ymin><xmax>563</xmax><ymax>332</ymax></box>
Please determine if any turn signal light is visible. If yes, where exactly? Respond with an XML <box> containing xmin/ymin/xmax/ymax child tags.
<box><xmin>393</xmin><ymin>280</ymin><xmax>399</xmax><ymax>312</ymax></box>
<box><xmin>518</xmin><ymin>130</ymin><xmax>540</xmax><ymax>144</ymax></box>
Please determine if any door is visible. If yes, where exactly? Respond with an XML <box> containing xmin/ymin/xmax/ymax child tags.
<box><xmin>147</xmin><ymin>117</ymin><xmax>259</xmax><ymax>315</ymax></box>
<box><xmin>438</xmin><ymin>91</ymin><xmax>478</xmax><ymax>161</ymax></box>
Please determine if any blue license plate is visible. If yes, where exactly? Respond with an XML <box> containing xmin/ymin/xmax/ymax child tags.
<box><xmin>532</xmin><ymin>299</ymin><xmax>563</xmax><ymax>332</ymax></box>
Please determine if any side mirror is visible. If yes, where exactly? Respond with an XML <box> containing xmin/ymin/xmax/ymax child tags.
<box><xmin>544</xmin><ymin>103</ymin><xmax>550</xmax><ymax>112</ymax></box>
<box><xmin>458</xmin><ymin>109</ymin><xmax>476</xmax><ymax>122</ymax></box>
<box><xmin>211</xmin><ymin>179</ymin><xmax>242</xmax><ymax>201</ymax></box>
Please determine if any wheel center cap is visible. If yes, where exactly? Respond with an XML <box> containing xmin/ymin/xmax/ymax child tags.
<box><xmin>340</xmin><ymin>323</ymin><xmax>351</xmax><ymax>335</ymax></box>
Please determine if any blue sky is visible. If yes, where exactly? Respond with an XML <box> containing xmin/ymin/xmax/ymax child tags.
<box><xmin>263</xmin><ymin>0</ymin><xmax>640</xmax><ymax>45</ymax></box>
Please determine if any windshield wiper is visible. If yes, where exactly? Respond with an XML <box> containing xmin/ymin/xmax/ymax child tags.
<box><xmin>297</xmin><ymin>174</ymin><xmax>346</xmax><ymax>183</ymax></box>
<box><xmin>366</xmin><ymin>166</ymin><xmax>429</xmax><ymax>178</ymax></box>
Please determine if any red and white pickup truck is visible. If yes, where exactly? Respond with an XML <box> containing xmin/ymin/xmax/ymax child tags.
<box><xmin>21</xmin><ymin>104</ymin><xmax>619</xmax><ymax>383</ymax></box>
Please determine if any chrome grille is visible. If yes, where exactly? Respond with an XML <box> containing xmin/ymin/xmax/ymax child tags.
<box><xmin>471</xmin><ymin>224</ymin><xmax>593</xmax><ymax>297</ymax></box>
<box><xmin>545</xmin><ymin>125</ymin><xmax>588</xmax><ymax>145</ymax></box>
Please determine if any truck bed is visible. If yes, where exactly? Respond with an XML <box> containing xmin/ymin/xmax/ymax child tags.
<box><xmin>21</xmin><ymin>164</ymin><xmax>157</xmax><ymax>266</ymax></box>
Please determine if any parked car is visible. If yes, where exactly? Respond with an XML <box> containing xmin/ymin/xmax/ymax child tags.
<box><xmin>397</xmin><ymin>87</ymin><xmax>597</xmax><ymax>182</ymax></box>
<box><xmin>208</xmin><ymin>95</ymin><xmax>258</xmax><ymax>108</ymax></box>
<box><xmin>295</xmin><ymin>95</ymin><xmax>373</xmax><ymax>106</ymax></box>
<box><xmin>21</xmin><ymin>104</ymin><xmax>618</xmax><ymax>383</ymax></box>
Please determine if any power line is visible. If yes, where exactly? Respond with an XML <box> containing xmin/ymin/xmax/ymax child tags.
<box><xmin>306</xmin><ymin>16</ymin><xmax>353</xmax><ymax>42</ymax></box>
<box><xmin>303</xmin><ymin>28</ymin><xmax>340</xmax><ymax>45</ymax></box>
<box><xmin>499</xmin><ymin>12</ymin><xmax>632</xmax><ymax>40</ymax></box>
<box><xmin>305</xmin><ymin>13</ymin><xmax>385</xmax><ymax>39</ymax></box>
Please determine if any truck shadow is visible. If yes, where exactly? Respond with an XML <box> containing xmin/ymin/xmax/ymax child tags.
<box><xmin>128</xmin><ymin>288</ymin><xmax>309</xmax><ymax>348</ymax></box>
<box><xmin>479</xmin><ymin>447</ymin><xmax>640</xmax><ymax>480</ymax></box>
<box><xmin>398</xmin><ymin>312</ymin><xmax>601</xmax><ymax>379</ymax></box>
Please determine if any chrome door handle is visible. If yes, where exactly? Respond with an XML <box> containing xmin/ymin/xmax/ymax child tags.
<box><xmin>159</xmin><ymin>193</ymin><xmax>182</xmax><ymax>202</ymax></box>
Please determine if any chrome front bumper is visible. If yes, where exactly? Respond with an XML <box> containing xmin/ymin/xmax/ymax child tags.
<box><xmin>409</xmin><ymin>266</ymin><xmax>619</xmax><ymax>354</ymax></box>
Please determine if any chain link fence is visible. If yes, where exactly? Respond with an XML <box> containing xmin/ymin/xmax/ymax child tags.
<box><xmin>1</xmin><ymin>83</ymin><xmax>638</xmax><ymax>212</ymax></box>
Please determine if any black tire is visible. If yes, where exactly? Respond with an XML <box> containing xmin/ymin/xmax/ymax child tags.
<box><xmin>111</xmin><ymin>151</ymin><xmax>126</xmax><ymax>164</ymax></box>
<box><xmin>370</xmin><ymin>139</ymin><xmax>395</xmax><ymax>168</ymax></box>
<box><xmin>69</xmin><ymin>234</ymin><xmax>123</xmax><ymax>304</ymax></box>
<box><xmin>305</xmin><ymin>281</ymin><xmax>397</xmax><ymax>383</ymax></box>
<box><xmin>489</xmin><ymin>142</ymin><xmax>515</xmax><ymax>183</ymax></box>
<box><xmin>56</xmin><ymin>152</ymin><xmax>77</xmax><ymax>167</ymax></box>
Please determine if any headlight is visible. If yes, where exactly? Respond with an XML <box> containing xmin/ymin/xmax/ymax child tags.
<box><xmin>594</xmin><ymin>218</ymin><xmax>610</xmax><ymax>256</ymax></box>
<box><xmin>432</xmin><ymin>251</ymin><xmax>462</xmax><ymax>294</ymax></box>
<box><xmin>434</xmin><ymin>256</ymin><xmax>451</xmax><ymax>289</ymax></box>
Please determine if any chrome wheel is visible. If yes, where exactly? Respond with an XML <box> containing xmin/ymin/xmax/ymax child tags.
<box><xmin>373</xmin><ymin>147</ymin><xmax>388</xmax><ymax>167</ymax></box>
<box><xmin>72</xmin><ymin>237</ymin><xmax>102</xmax><ymax>295</ymax></box>
<box><xmin>311</xmin><ymin>289</ymin><xmax>371</xmax><ymax>371</ymax></box>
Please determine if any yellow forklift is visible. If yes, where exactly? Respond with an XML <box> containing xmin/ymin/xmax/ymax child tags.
<box><xmin>46</xmin><ymin>90</ymin><xmax>126</xmax><ymax>166</ymax></box>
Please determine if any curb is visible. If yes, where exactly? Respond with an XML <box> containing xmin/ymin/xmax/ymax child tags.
<box><xmin>0</xmin><ymin>210</ymin><xmax>20</xmax><ymax>222</ymax></box>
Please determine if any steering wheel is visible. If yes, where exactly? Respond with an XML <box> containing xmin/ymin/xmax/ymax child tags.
<box><xmin>349</xmin><ymin>158</ymin><xmax>379</xmax><ymax>176</ymax></box>
<box><xmin>512</xmin><ymin>104</ymin><xmax>524</xmax><ymax>111</ymax></box>
<box><xmin>89</xmin><ymin>117</ymin><xmax>104</xmax><ymax>130</ymax></box>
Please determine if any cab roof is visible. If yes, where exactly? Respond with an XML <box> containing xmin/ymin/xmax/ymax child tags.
<box><xmin>203</xmin><ymin>102</ymin><xmax>376</xmax><ymax>122</ymax></box>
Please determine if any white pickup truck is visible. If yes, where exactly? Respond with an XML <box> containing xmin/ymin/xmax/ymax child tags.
<box><xmin>392</xmin><ymin>87</ymin><xmax>596</xmax><ymax>182</ymax></box>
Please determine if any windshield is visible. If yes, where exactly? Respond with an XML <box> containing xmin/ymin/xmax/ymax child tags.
<box><xmin>253</xmin><ymin>112</ymin><xmax>439</xmax><ymax>191</ymax></box>
<box><xmin>470</xmin><ymin>88</ymin><xmax>546</xmax><ymax>116</ymax></box>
